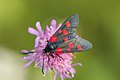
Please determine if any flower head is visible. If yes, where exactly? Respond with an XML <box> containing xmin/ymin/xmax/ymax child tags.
<box><xmin>22</xmin><ymin>20</ymin><xmax>82</xmax><ymax>80</ymax></box>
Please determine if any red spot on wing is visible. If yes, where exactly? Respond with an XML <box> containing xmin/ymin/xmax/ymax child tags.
<box><xmin>68</xmin><ymin>42</ymin><xmax>74</xmax><ymax>48</ymax></box>
<box><xmin>63</xmin><ymin>30</ymin><xmax>68</xmax><ymax>35</ymax></box>
<box><xmin>77</xmin><ymin>45</ymin><xmax>82</xmax><ymax>50</ymax></box>
<box><xmin>67</xmin><ymin>48</ymin><xmax>71</xmax><ymax>51</ymax></box>
<box><xmin>49</xmin><ymin>35</ymin><xmax>57</xmax><ymax>42</ymax></box>
<box><xmin>63</xmin><ymin>37</ymin><xmax>68</xmax><ymax>42</ymax></box>
<box><xmin>66</xmin><ymin>21</ymin><xmax>70</xmax><ymax>27</ymax></box>
<box><xmin>58</xmin><ymin>30</ymin><xmax>62</xmax><ymax>33</ymax></box>
<box><xmin>55</xmin><ymin>48</ymin><xmax>63</xmax><ymax>54</ymax></box>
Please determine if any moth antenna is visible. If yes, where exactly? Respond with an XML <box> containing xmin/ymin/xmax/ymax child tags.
<box><xmin>42</xmin><ymin>53</ymin><xmax>45</xmax><ymax>75</ymax></box>
<box><xmin>21</xmin><ymin>51</ymin><xmax>34</xmax><ymax>55</ymax></box>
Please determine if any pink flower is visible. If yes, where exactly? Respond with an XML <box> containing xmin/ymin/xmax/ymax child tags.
<box><xmin>22</xmin><ymin>20</ymin><xmax>82</xmax><ymax>80</ymax></box>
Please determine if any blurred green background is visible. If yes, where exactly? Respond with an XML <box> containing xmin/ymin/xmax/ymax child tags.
<box><xmin>0</xmin><ymin>0</ymin><xmax>120</xmax><ymax>80</ymax></box>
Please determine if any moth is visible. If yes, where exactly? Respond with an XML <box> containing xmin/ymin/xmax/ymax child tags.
<box><xmin>41</xmin><ymin>14</ymin><xmax>92</xmax><ymax>74</ymax></box>
<box><xmin>44</xmin><ymin>14</ymin><xmax>92</xmax><ymax>55</ymax></box>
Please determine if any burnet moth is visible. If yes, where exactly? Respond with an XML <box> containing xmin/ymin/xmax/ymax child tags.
<box><xmin>44</xmin><ymin>14</ymin><xmax>92</xmax><ymax>54</ymax></box>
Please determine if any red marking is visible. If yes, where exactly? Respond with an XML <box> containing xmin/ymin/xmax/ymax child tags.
<box><xmin>49</xmin><ymin>35</ymin><xmax>57</xmax><ymax>42</ymax></box>
<box><xmin>66</xmin><ymin>21</ymin><xmax>70</xmax><ymax>27</ymax></box>
<box><xmin>63</xmin><ymin>37</ymin><xmax>68</xmax><ymax>42</ymax></box>
<box><xmin>68</xmin><ymin>42</ymin><xmax>74</xmax><ymax>48</ymax></box>
<box><xmin>55</xmin><ymin>48</ymin><xmax>63</xmax><ymax>54</ymax></box>
<box><xmin>67</xmin><ymin>48</ymin><xmax>71</xmax><ymax>51</ymax></box>
<box><xmin>77</xmin><ymin>45</ymin><xmax>82</xmax><ymax>50</ymax></box>
<box><xmin>63</xmin><ymin>30</ymin><xmax>68</xmax><ymax>35</ymax></box>
<box><xmin>58</xmin><ymin>30</ymin><xmax>62</xmax><ymax>33</ymax></box>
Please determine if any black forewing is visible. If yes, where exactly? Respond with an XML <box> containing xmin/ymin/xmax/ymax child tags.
<box><xmin>49</xmin><ymin>14</ymin><xmax>79</xmax><ymax>43</ymax></box>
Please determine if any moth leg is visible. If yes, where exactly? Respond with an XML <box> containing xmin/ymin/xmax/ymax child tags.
<box><xmin>47</xmin><ymin>55</ymin><xmax>50</xmax><ymax>63</ymax></box>
<box><xmin>55</xmin><ymin>54</ymin><xmax>64</xmax><ymax>61</ymax></box>
<box><xmin>49</xmin><ymin>53</ymin><xmax>54</xmax><ymax>58</ymax></box>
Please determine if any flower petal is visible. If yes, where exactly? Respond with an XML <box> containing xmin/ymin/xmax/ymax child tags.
<box><xmin>63</xmin><ymin>71</ymin><xmax>72</xmax><ymax>78</ymax></box>
<box><xmin>28</xmin><ymin>27</ymin><xmax>39</xmax><ymax>36</ymax></box>
<box><xmin>56</xmin><ymin>23</ymin><xmax>62</xmax><ymax>31</ymax></box>
<box><xmin>34</xmin><ymin>37</ymin><xmax>40</xmax><ymax>48</ymax></box>
<box><xmin>21</xmin><ymin>50</ymin><xmax>29</xmax><ymax>53</ymax></box>
<box><xmin>46</xmin><ymin>25</ymin><xmax>50</xmax><ymax>32</ymax></box>
<box><xmin>72</xmin><ymin>63</ymin><xmax>83</xmax><ymax>67</ymax></box>
<box><xmin>23</xmin><ymin>56</ymin><xmax>32</xmax><ymax>60</ymax></box>
<box><xmin>60</xmin><ymin>74</ymin><xmax>65</xmax><ymax>80</ymax></box>
<box><xmin>51</xmin><ymin>19</ymin><xmax>56</xmax><ymax>29</ymax></box>
<box><xmin>23</xmin><ymin>60</ymin><xmax>34</xmax><ymax>68</ymax></box>
<box><xmin>68</xmin><ymin>67</ymin><xmax>76</xmax><ymax>74</ymax></box>
<box><xmin>36</xmin><ymin>21</ymin><xmax>42</xmax><ymax>32</ymax></box>
<box><xmin>54</xmin><ymin>73</ymin><xmax>58</xmax><ymax>80</ymax></box>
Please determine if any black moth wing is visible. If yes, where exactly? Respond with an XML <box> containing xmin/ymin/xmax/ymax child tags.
<box><xmin>57</xmin><ymin>36</ymin><xmax>92</xmax><ymax>53</ymax></box>
<box><xmin>49</xmin><ymin>14</ymin><xmax>92</xmax><ymax>53</ymax></box>
<box><xmin>49</xmin><ymin>14</ymin><xmax>79</xmax><ymax>43</ymax></box>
